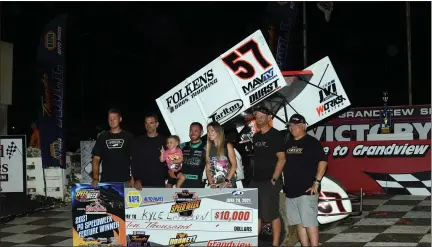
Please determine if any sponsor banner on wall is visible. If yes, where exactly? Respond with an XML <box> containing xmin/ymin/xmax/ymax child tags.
<box><xmin>0</xmin><ymin>135</ymin><xmax>26</xmax><ymax>193</ymax></box>
<box><xmin>322</xmin><ymin>140</ymin><xmax>431</xmax><ymax>195</ymax></box>
<box><xmin>72</xmin><ymin>183</ymin><xmax>126</xmax><ymax>246</ymax></box>
<box><xmin>37</xmin><ymin>14</ymin><xmax>67</xmax><ymax>168</ymax></box>
<box><xmin>309</xmin><ymin>104</ymin><xmax>431</xmax><ymax>141</ymax></box>
<box><xmin>125</xmin><ymin>188</ymin><xmax>258</xmax><ymax>246</ymax></box>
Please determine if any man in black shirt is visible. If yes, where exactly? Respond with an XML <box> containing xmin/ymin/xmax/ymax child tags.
<box><xmin>91</xmin><ymin>108</ymin><xmax>134</xmax><ymax>187</ymax></box>
<box><xmin>249</xmin><ymin>106</ymin><xmax>286</xmax><ymax>247</ymax></box>
<box><xmin>283</xmin><ymin>114</ymin><xmax>328</xmax><ymax>247</ymax></box>
<box><xmin>132</xmin><ymin>113</ymin><xmax>166</xmax><ymax>189</ymax></box>
<box><xmin>168</xmin><ymin>122</ymin><xmax>206</xmax><ymax>188</ymax></box>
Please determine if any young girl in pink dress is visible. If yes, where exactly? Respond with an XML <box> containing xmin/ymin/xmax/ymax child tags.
<box><xmin>160</xmin><ymin>135</ymin><xmax>185</xmax><ymax>188</ymax></box>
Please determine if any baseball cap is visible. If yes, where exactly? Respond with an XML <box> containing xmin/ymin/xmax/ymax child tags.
<box><xmin>288</xmin><ymin>114</ymin><xmax>306</xmax><ymax>124</ymax></box>
<box><xmin>253</xmin><ymin>105</ymin><xmax>272</xmax><ymax>115</ymax></box>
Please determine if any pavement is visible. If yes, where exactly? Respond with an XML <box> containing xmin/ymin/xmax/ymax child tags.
<box><xmin>0</xmin><ymin>195</ymin><xmax>430</xmax><ymax>246</ymax></box>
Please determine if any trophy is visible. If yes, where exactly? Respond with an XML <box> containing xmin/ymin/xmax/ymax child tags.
<box><xmin>379</xmin><ymin>91</ymin><xmax>393</xmax><ymax>134</ymax></box>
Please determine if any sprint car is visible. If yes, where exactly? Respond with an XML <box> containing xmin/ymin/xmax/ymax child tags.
<box><xmin>156</xmin><ymin>30</ymin><xmax>363</xmax><ymax>239</ymax></box>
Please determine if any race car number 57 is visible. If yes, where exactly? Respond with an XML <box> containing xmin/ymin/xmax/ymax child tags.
<box><xmin>222</xmin><ymin>39</ymin><xmax>272</xmax><ymax>80</ymax></box>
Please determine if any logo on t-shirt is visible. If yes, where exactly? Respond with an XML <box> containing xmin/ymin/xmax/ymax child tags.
<box><xmin>106</xmin><ymin>139</ymin><xmax>124</xmax><ymax>149</ymax></box>
<box><xmin>286</xmin><ymin>146</ymin><xmax>303</xmax><ymax>154</ymax></box>
<box><xmin>255</xmin><ymin>141</ymin><xmax>268</xmax><ymax>148</ymax></box>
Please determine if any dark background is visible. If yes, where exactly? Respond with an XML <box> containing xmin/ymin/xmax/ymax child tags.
<box><xmin>1</xmin><ymin>2</ymin><xmax>430</xmax><ymax>151</ymax></box>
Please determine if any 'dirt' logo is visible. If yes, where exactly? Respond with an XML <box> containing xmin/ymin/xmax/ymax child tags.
<box><xmin>126</xmin><ymin>191</ymin><xmax>142</xmax><ymax>208</ymax></box>
<box><xmin>170</xmin><ymin>190</ymin><xmax>201</xmax><ymax>217</ymax></box>
<box><xmin>168</xmin><ymin>233</ymin><xmax>197</xmax><ymax>247</ymax></box>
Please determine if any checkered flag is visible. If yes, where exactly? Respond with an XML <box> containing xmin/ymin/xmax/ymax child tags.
<box><xmin>365</xmin><ymin>171</ymin><xmax>431</xmax><ymax>196</ymax></box>
<box><xmin>6</xmin><ymin>142</ymin><xmax>17</xmax><ymax>159</ymax></box>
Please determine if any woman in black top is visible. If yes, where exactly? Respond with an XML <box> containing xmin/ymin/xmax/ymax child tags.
<box><xmin>205</xmin><ymin>122</ymin><xmax>237</xmax><ymax>188</ymax></box>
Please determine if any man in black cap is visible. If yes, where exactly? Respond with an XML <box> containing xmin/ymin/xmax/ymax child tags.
<box><xmin>249</xmin><ymin>105</ymin><xmax>286</xmax><ymax>247</ymax></box>
<box><xmin>283</xmin><ymin>113</ymin><xmax>328</xmax><ymax>247</ymax></box>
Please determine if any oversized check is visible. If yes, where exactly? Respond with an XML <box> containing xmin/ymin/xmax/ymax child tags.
<box><xmin>124</xmin><ymin>188</ymin><xmax>258</xmax><ymax>246</ymax></box>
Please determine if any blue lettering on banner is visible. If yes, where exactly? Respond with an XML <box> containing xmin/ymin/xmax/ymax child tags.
<box><xmin>262</xmin><ymin>68</ymin><xmax>274</xmax><ymax>81</ymax></box>
<box><xmin>143</xmin><ymin>196</ymin><xmax>164</xmax><ymax>203</ymax></box>
<box><xmin>242</xmin><ymin>68</ymin><xmax>276</xmax><ymax>95</ymax></box>
<box><xmin>129</xmin><ymin>196</ymin><xmax>140</xmax><ymax>203</ymax></box>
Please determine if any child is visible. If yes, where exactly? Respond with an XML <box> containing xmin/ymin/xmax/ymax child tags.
<box><xmin>160</xmin><ymin>135</ymin><xmax>185</xmax><ymax>188</ymax></box>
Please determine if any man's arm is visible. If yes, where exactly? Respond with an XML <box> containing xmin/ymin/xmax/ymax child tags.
<box><xmin>315</xmin><ymin>161</ymin><xmax>328</xmax><ymax>181</ymax></box>
<box><xmin>92</xmin><ymin>156</ymin><xmax>101</xmax><ymax>181</ymax></box>
<box><xmin>272</xmin><ymin>131</ymin><xmax>286</xmax><ymax>180</ymax></box>
<box><xmin>272</xmin><ymin>152</ymin><xmax>286</xmax><ymax>180</ymax></box>
<box><xmin>314</xmin><ymin>139</ymin><xmax>328</xmax><ymax>181</ymax></box>
<box><xmin>91</xmin><ymin>138</ymin><xmax>103</xmax><ymax>182</ymax></box>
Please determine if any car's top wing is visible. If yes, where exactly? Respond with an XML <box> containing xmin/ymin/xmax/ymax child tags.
<box><xmin>156</xmin><ymin>30</ymin><xmax>285</xmax><ymax>142</ymax></box>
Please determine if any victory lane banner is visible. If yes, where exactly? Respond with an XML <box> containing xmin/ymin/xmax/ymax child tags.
<box><xmin>323</xmin><ymin>140</ymin><xmax>431</xmax><ymax>195</ymax></box>
<box><xmin>72</xmin><ymin>183</ymin><xmax>126</xmax><ymax>246</ymax></box>
<box><xmin>125</xmin><ymin>188</ymin><xmax>258</xmax><ymax>246</ymax></box>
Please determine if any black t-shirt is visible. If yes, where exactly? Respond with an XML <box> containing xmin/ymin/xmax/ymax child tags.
<box><xmin>252</xmin><ymin>128</ymin><xmax>285</xmax><ymax>182</ymax></box>
<box><xmin>180</xmin><ymin>140</ymin><xmax>206</xmax><ymax>188</ymax></box>
<box><xmin>283</xmin><ymin>134</ymin><xmax>328</xmax><ymax>198</ymax></box>
<box><xmin>92</xmin><ymin>130</ymin><xmax>134</xmax><ymax>182</ymax></box>
<box><xmin>131</xmin><ymin>134</ymin><xmax>166</xmax><ymax>187</ymax></box>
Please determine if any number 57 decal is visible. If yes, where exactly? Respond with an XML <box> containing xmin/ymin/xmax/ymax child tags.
<box><xmin>222</xmin><ymin>39</ymin><xmax>272</xmax><ymax>80</ymax></box>
<box><xmin>318</xmin><ymin>191</ymin><xmax>348</xmax><ymax>214</ymax></box>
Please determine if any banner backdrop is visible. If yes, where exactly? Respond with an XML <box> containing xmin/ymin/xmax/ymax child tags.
<box><xmin>125</xmin><ymin>188</ymin><xmax>258</xmax><ymax>246</ymax></box>
<box><xmin>37</xmin><ymin>14</ymin><xmax>67</xmax><ymax>168</ymax></box>
<box><xmin>309</xmin><ymin>104</ymin><xmax>431</xmax><ymax>141</ymax></box>
<box><xmin>0</xmin><ymin>135</ymin><xmax>26</xmax><ymax>193</ymax></box>
<box><xmin>323</xmin><ymin>140</ymin><xmax>431</xmax><ymax>195</ymax></box>
<box><xmin>72</xmin><ymin>183</ymin><xmax>126</xmax><ymax>246</ymax></box>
